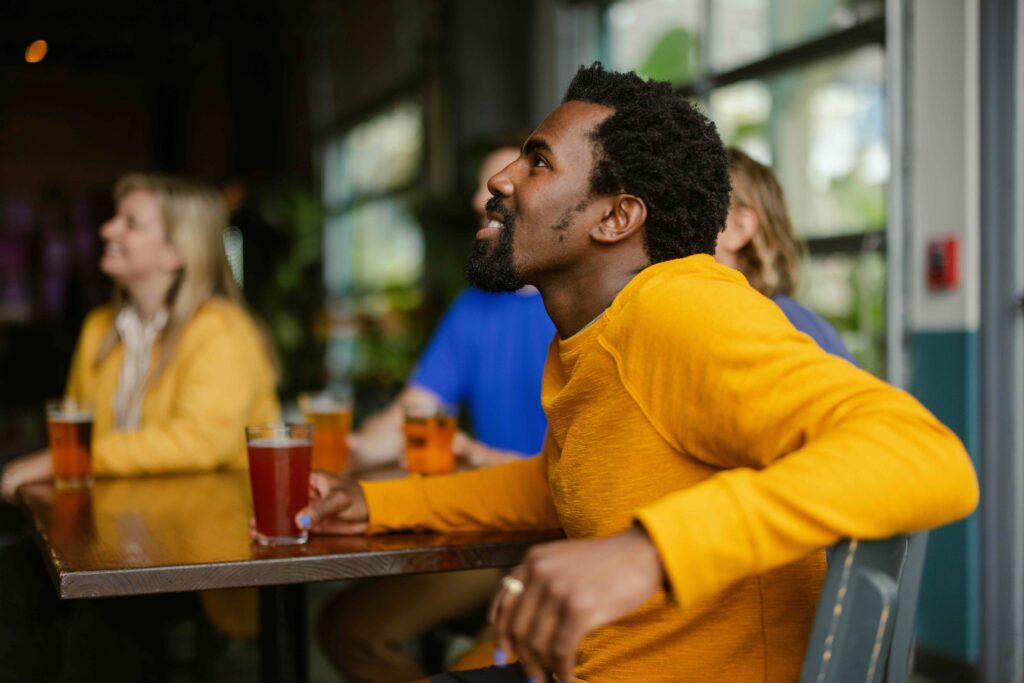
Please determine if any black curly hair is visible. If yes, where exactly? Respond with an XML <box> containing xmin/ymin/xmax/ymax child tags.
<box><xmin>562</xmin><ymin>63</ymin><xmax>730</xmax><ymax>262</ymax></box>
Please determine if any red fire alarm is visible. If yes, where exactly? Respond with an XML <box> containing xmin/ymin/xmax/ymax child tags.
<box><xmin>927</xmin><ymin>236</ymin><xmax>959</xmax><ymax>290</ymax></box>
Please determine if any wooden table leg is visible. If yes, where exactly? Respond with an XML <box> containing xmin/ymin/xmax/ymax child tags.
<box><xmin>260</xmin><ymin>584</ymin><xmax>307</xmax><ymax>683</ymax></box>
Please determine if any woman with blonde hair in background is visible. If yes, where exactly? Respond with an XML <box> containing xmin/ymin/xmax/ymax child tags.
<box><xmin>0</xmin><ymin>173</ymin><xmax>279</xmax><ymax>683</ymax></box>
<box><xmin>717</xmin><ymin>147</ymin><xmax>856</xmax><ymax>363</ymax></box>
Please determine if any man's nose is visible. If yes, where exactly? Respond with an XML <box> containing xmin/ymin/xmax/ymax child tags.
<box><xmin>487</xmin><ymin>166</ymin><xmax>514</xmax><ymax>199</ymax></box>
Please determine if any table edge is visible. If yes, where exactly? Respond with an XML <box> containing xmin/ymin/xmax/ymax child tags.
<box><xmin>54</xmin><ymin>532</ymin><xmax>561</xmax><ymax>599</ymax></box>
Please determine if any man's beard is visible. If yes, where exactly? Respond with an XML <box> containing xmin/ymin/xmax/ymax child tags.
<box><xmin>465</xmin><ymin>198</ymin><xmax>524</xmax><ymax>292</ymax></box>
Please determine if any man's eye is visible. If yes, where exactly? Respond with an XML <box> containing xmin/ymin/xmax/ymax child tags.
<box><xmin>532</xmin><ymin>154</ymin><xmax>549</xmax><ymax>169</ymax></box>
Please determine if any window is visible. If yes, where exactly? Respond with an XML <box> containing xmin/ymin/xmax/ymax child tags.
<box><xmin>605</xmin><ymin>0</ymin><xmax>704</xmax><ymax>86</ymax></box>
<box><xmin>710</xmin><ymin>46</ymin><xmax>887</xmax><ymax>238</ymax></box>
<box><xmin>321</xmin><ymin>99</ymin><xmax>426</xmax><ymax>387</ymax></box>
<box><xmin>709</xmin><ymin>0</ymin><xmax>883</xmax><ymax>71</ymax></box>
<box><xmin>603</xmin><ymin>0</ymin><xmax>887</xmax><ymax>375</ymax></box>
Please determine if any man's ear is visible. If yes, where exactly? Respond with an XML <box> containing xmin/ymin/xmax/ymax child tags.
<box><xmin>591</xmin><ymin>194</ymin><xmax>647</xmax><ymax>244</ymax></box>
<box><xmin>718</xmin><ymin>206</ymin><xmax>759</xmax><ymax>253</ymax></box>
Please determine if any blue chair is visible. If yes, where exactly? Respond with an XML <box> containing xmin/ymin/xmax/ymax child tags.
<box><xmin>800</xmin><ymin>533</ymin><xmax>929</xmax><ymax>683</ymax></box>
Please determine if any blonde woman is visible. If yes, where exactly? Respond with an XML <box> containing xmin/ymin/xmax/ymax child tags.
<box><xmin>1</xmin><ymin>173</ymin><xmax>279</xmax><ymax>493</ymax></box>
<box><xmin>716</xmin><ymin>148</ymin><xmax>856</xmax><ymax>363</ymax></box>
<box><xmin>0</xmin><ymin>173</ymin><xmax>279</xmax><ymax>682</ymax></box>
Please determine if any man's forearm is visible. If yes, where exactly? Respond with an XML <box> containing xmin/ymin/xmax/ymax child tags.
<box><xmin>362</xmin><ymin>453</ymin><xmax>561</xmax><ymax>533</ymax></box>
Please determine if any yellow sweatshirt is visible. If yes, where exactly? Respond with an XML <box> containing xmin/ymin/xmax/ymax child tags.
<box><xmin>362</xmin><ymin>255</ymin><xmax>978</xmax><ymax>682</ymax></box>
<box><xmin>65</xmin><ymin>298</ymin><xmax>280</xmax><ymax>476</ymax></box>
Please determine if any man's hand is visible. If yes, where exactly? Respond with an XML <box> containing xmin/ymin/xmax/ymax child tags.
<box><xmin>348</xmin><ymin>385</ymin><xmax>444</xmax><ymax>470</ymax></box>
<box><xmin>452</xmin><ymin>431</ymin><xmax>522</xmax><ymax>468</ymax></box>
<box><xmin>1</xmin><ymin>451</ymin><xmax>53</xmax><ymax>502</ymax></box>
<box><xmin>346</xmin><ymin>429</ymin><xmax>404</xmax><ymax>470</ymax></box>
<box><xmin>296</xmin><ymin>471</ymin><xmax>369</xmax><ymax>535</ymax></box>
<box><xmin>489</xmin><ymin>526</ymin><xmax>666</xmax><ymax>682</ymax></box>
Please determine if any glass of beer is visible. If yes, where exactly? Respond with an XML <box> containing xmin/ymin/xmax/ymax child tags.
<box><xmin>45</xmin><ymin>398</ymin><xmax>94</xmax><ymax>489</ymax></box>
<box><xmin>404</xmin><ymin>405</ymin><xmax>457</xmax><ymax>475</ymax></box>
<box><xmin>298</xmin><ymin>390</ymin><xmax>353</xmax><ymax>474</ymax></box>
<box><xmin>246</xmin><ymin>423</ymin><xmax>313</xmax><ymax>546</ymax></box>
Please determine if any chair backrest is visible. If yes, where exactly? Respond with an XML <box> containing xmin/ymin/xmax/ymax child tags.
<box><xmin>884</xmin><ymin>533</ymin><xmax>928</xmax><ymax>683</ymax></box>
<box><xmin>799</xmin><ymin>532</ymin><xmax>928</xmax><ymax>683</ymax></box>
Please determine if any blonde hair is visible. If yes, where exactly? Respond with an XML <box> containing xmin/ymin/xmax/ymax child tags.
<box><xmin>727</xmin><ymin>148</ymin><xmax>802</xmax><ymax>297</ymax></box>
<box><xmin>95</xmin><ymin>173</ymin><xmax>265</xmax><ymax>382</ymax></box>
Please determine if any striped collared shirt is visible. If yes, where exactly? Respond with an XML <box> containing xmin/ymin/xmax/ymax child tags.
<box><xmin>113</xmin><ymin>306</ymin><xmax>168</xmax><ymax>430</ymax></box>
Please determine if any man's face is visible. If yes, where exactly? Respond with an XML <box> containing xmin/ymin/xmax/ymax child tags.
<box><xmin>466</xmin><ymin>101</ymin><xmax>613</xmax><ymax>292</ymax></box>
<box><xmin>472</xmin><ymin>147</ymin><xmax>520</xmax><ymax>228</ymax></box>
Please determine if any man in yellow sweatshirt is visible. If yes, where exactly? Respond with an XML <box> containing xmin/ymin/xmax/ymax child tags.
<box><xmin>294</xmin><ymin>64</ymin><xmax>979</xmax><ymax>683</ymax></box>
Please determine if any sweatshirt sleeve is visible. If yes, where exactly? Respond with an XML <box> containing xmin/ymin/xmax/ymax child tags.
<box><xmin>92</xmin><ymin>311</ymin><xmax>279</xmax><ymax>476</ymax></box>
<box><xmin>362</xmin><ymin>445</ymin><xmax>561</xmax><ymax>534</ymax></box>
<box><xmin>609</xmin><ymin>278</ymin><xmax>978</xmax><ymax>608</ymax></box>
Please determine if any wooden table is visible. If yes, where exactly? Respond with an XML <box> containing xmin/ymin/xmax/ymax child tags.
<box><xmin>19</xmin><ymin>471</ymin><xmax>561</xmax><ymax>683</ymax></box>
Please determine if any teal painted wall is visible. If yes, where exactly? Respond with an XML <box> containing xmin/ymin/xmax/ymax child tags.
<box><xmin>910</xmin><ymin>330</ymin><xmax>979</xmax><ymax>663</ymax></box>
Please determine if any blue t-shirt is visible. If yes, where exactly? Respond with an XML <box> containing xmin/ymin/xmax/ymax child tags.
<box><xmin>409</xmin><ymin>288</ymin><xmax>554</xmax><ymax>456</ymax></box>
<box><xmin>773</xmin><ymin>295</ymin><xmax>857</xmax><ymax>365</ymax></box>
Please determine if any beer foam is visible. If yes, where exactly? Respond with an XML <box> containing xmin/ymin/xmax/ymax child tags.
<box><xmin>248</xmin><ymin>437</ymin><xmax>311</xmax><ymax>448</ymax></box>
<box><xmin>302</xmin><ymin>396</ymin><xmax>347</xmax><ymax>413</ymax></box>
<box><xmin>48</xmin><ymin>411</ymin><xmax>92</xmax><ymax>423</ymax></box>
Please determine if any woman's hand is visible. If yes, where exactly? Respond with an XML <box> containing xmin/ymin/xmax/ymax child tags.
<box><xmin>1</xmin><ymin>450</ymin><xmax>54</xmax><ymax>502</ymax></box>
<box><xmin>489</xmin><ymin>526</ymin><xmax>666</xmax><ymax>682</ymax></box>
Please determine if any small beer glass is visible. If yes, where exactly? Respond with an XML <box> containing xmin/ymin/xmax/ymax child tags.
<box><xmin>404</xmin><ymin>405</ymin><xmax>457</xmax><ymax>475</ymax></box>
<box><xmin>45</xmin><ymin>398</ymin><xmax>94</xmax><ymax>489</ymax></box>
<box><xmin>298</xmin><ymin>390</ymin><xmax>353</xmax><ymax>474</ymax></box>
<box><xmin>246</xmin><ymin>423</ymin><xmax>313</xmax><ymax>545</ymax></box>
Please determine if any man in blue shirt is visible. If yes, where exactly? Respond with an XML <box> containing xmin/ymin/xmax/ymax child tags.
<box><xmin>320</xmin><ymin>141</ymin><xmax>555</xmax><ymax>683</ymax></box>
<box><xmin>348</xmin><ymin>142</ymin><xmax>554</xmax><ymax>471</ymax></box>
<box><xmin>408</xmin><ymin>286</ymin><xmax>553</xmax><ymax>457</ymax></box>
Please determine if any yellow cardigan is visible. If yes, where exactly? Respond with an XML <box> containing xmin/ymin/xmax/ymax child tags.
<box><xmin>361</xmin><ymin>256</ymin><xmax>978</xmax><ymax>682</ymax></box>
<box><xmin>66</xmin><ymin>298</ymin><xmax>280</xmax><ymax>476</ymax></box>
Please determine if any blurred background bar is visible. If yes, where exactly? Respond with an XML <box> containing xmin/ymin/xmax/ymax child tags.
<box><xmin>0</xmin><ymin>1</ymin><xmax>1020</xmax><ymax>681</ymax></box>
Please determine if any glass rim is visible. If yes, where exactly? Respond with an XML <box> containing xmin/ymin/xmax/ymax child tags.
<box><xmin>245</xmin><ymin>422</ymin><xmax>313</xmax><ymax>441</ymax></box>
<box><xmin>298</xmin><ymin>391</ymin><xmax>353</xmax><ymax>412</ymax></box>
<box><xmin>45</xmin><ymin>397</ymin><xmax>93</xmax><ymax>419</ymax></box>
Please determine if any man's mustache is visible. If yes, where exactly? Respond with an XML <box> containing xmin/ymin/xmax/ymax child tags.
<box><xmin>485</xmin><ymin>195</ymin><xmax>515</xmax><ymax>224</ymax></box>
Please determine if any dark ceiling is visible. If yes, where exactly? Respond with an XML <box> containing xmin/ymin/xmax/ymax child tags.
<box><xmin>1</xmin><ymin>0</ymin><xmax>306</xmax><ymax>74</ymax></box>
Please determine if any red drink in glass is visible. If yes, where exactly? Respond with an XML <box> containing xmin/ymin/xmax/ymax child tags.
<box><xmin>246</xmin><ymin>424</ymin><xmax>312</xmax><ymax>545</ymax></box>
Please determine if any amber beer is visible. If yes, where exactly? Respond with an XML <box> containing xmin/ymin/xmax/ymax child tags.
<box><xmin>299</xmin><ymin>392</ymin><xmax>353</xmax><ymax>473</ymax></box>
<box><xmin>46</xmin><ymin>399</ymin><xmax>93</xmax><ymax>489</ymax></box>
<box><xmin>404</xmin><ymin>406</ymin><xmax>457</xmax><ymax>475</ymax></box>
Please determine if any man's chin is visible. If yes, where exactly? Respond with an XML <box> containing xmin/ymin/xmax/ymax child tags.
<box><xmin>465</xmin><ymin>253</ymin><xmax>523</xmax><ymax>292</ymax></box>
<box><xmin>465</xmin><ymin>271</ymin><xmax>524</xmax><ymax>293</ymax></box>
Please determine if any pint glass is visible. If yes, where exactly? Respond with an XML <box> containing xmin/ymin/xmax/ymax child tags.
<box><xmin>246</xmin><ymin>423</ymin><xmax>312</xmax><ymax>545</ymax></box>
<box><xmin>298</xmin><ymin>391</ymin><xmax>353</xmax><ymax>474</ymax></box>
<box><xmin>45</xmin><ymin>399</ymin><xmax>93</xmax><ymax>489</ymax></box>
<box><xmin>404</xmin><ymin>405</ymin><xmax>457</xmax><ymax>475</ymax></box>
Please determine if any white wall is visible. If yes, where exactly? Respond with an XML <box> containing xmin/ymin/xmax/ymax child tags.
<box><xmin>908</xmin><ymin>0</ymin><xmax>980</xmax><ymax>332</ymax></box>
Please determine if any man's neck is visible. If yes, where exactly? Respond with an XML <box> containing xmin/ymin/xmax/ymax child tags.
<box><xmin>538</xmin><ymin>264</ymin><xmax>647</xmax><ymax>339</ymax></box>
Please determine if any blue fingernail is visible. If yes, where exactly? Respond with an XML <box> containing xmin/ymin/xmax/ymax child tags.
<box><xmin>298</xmin><ymin>514</ymin><xmax>312</xmax><ymax>529</ymax></box>
<box><xmin>492</xmin><ymin>648</ymin><xmax>507</xmax><ymax>666</ymax></box>
<box><xmin>526</xmin><ymin>678</ymin><xmax>539</xmax><ymax>683</ymax></box>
